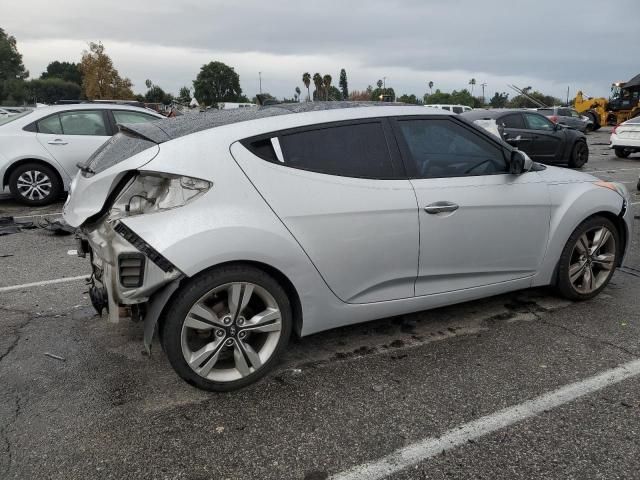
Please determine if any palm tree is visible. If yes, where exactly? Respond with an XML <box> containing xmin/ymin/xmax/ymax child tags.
<box><xmin>469</xmin><ymin>78</ymin><xmax>476</xmax><ymax>95</ymax></box>
<box><xmin>428</xmin><ymin>81</ymin><xmax>434</xmax><ymax>94</ymax></box>
<box><xmin>302</xmin><ymin>73</ymin><xmax>311</xmax><ymax>101</ymax></box>
<box><xmin>323</xmin><ymin>74</ymin><xmax>332</xmax><ymax>100</ymax></box>
<box><xmin>295</xmin><ymin>86</ymin><xmax>301</xmax><ymax>102</ymax></box>
<box><xmin>312</xmin><ymin>73</ymin><xmax>322</xmax><ymax>101</ymax></box>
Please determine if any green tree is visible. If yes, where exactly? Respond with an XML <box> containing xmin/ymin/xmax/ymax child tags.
<box><xmin>322</xmin><ymin>74</ymin><xmax>332</xmax><ymax>100</ymax></box>
<box><xmin>0</xmin><ymin>28</ymin><xmax>29</xmax><ymax>103</ymax></box>
<box><xmin>489</xmin><ymin>92</ymin><xmax>509</xmax><ymax>108</ymax></box>
<box><xmin>295</xmin><ymin>86</ymin><xmax>301</xmax><ymax>102</ymax></box>
<box><xmin>398</xmin><ymin>93</ymin><xmax>421</xmax><ymax>104</ymax></box>
<box><xmin>339</xmin><ymin>68</ymin><xmax>348</xmax><ymax>100</ymax></box>
<box><xmin>193</xmin><ymin>61</ymin><xmax>243</xmax><ymax>107</ymax></box>
<box><xmin>145</xmin><ymin>85</ymin><xmax>172</xmax><ymax>104</ymax></box>
<box><xmin>424</xmin><ymin>88</ymin><xmax>481</xmax><ymax>107</ymax></box>
<box><xmin>177</xmin><ymin>86</ymin><xmax>191</xmax><ymax>104</ymax></box>
<box><xmin>41</xmin><ymin>61</ymin><xmax>82</xmax><ymax>85</ymax></box>
<box><xmin>302</xmin><ymin>72</ymin><xmax>311</xmax><ymax>101</ymax></box>
<box><xmin>312</xmin><ymin>73</ymin><xmax>323</xmax><ymax>101</ymax></box>
<box><xmin>428</xmin><ymin>81</ymin><xmax>434</xmax><ymax>94</ymax></box>
<box><xmin>507</xmin><ymin>90</ymin><xmax>562</xmax><ymax>108</ymax></box>
<box><xmin>80</xmin><ymin>42</ymin><xmax>134</xmax><ymax>99</ymax></box>
<box><xmin>25</xmin><ymin>78</ymin><xmax>82</xmax><ymax>104</ymax></box>
<box><xmin>371</xmin><ymin>87</ymin><xmax>395</xmax><ymax>102</ymax></box>
<box><xmin>468</xmin><ymin>78</ymin><xmax>476</xmax><ymax>95</ymax></box>
<box><xmin>376</xmin><ymin>79</ymin><xmax>383</xmax><ymax>89</ymax></box>
<box><xmin>326</xmin><ymin>86</ymin><xmax>342</xmax><ymax>101</ymax></box>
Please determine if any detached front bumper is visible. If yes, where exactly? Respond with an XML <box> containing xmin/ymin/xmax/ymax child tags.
<box><xmin>80</xmin><ymin>219</ymin><xmax>182</xmax><ymax>323</ymax></box>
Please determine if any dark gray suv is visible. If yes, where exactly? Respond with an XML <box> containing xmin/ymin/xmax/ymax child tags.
<box><xmin>537</xmin><ymin>106</ymin><xmax>593</xmax><ymax>132</ymax></box>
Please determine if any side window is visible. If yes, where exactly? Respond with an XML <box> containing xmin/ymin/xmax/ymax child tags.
<box><xmin>570</xmin><ymin>110</ymin><xmax>582</xmax><ymax>118</ymax></box>
<box><xmin>59</xmin><ymin>110</ymin><xmax>108</xmax><ymax>136</ymax></box>
<box><xmin>113</xmin><ymin>110</ymin><xmax>159</xmax><ymax>125</ymax></box>
<box><xmin>251</xmin><ymin>122</ymin><xmax>396</xmax><ymax>179</ymax></box>
<box><xmin>37</xmin><ymin>114</ymin><xmax>63</xmax><ymax>134</ymax></box>
<box><xmin>395</xmin><ymin>119</ymin><xmax>507</xmax><ymax>178</ymax></box>
<box><xmin>442</xmin><ymin>106</ymin><xmax>451</xmax><ymax>111</ymax></box>
<box><xmin>500</xmin><ymin>114</ymin><xmax>525</xmax><ymax>129</ymax></box>
<box><xmin>452</xmin><ymin>106</ymin><xmax>463</xmax><ymax>114</ymax></box>
<box><xmin>524</xmin><ymin>113</ymin><xmax>554</xmax><ymax>131</ymax></box>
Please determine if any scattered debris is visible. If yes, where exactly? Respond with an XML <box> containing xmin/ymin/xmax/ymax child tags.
<box><xmin>372</xmin><ymin>385</ymin><xmax>384</xmax><ymax>392</ymax></box>
<box><xmin>215</xmin><ymin>426</ymin><xmax>225</xmax><ymax>434</ymax></box>
<box><xmin>44</xmin><ymin>352</ymin><xmax>66</xmax><ymax>362</ymax></box>
<box><xmin>0</xmin><ymin>254</ymin><xmax>14</xmax><ymax>258</ymax></box>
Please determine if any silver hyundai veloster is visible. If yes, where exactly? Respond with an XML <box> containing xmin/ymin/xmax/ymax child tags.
<box><xmin>63</xmin><ymin>102</ymin><xmax>633</xmax><ymax>391</ymax></box>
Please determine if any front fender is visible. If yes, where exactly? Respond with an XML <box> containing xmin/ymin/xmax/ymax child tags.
<box><xmin>532</xmin><ymin>182</ymin><xmax>626</xmax><ymax>286</ymax></box>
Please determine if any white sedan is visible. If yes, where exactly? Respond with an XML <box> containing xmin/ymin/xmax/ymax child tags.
<box><xmin>610</xmin><ymin>116</ymin><xmax>640</xmax><ymax>159</ymax></box>
<box><xmin>0</xmin><ymin>103</ymin><xmax>164</xmax><ymax>205</ymax></box>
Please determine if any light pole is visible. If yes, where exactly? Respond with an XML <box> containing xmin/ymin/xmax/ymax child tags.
<box><xmin>480</xmin><ymin>82</ymin><xmax>487</xmax><ymax>105</ymax></box>
<box><xmin>259</xmin><ymin>72</ymin><xmax>262</xmax><ymax>94</ymax></box>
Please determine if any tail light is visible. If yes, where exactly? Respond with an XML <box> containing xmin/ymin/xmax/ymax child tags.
<box><xmin>549</xmin><ymin>115</ymin><xmax>558</xmax><ymax>123</ymax></box>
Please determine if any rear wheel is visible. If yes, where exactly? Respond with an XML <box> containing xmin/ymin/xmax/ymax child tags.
<box><xmin>568</xmin><ymin>141</ymin><xmax>588</xmax><ymax>168</ymax></box>
<box><xmin>556</xmin><ymin>216</ymin><xmax>619</xmax><ymax>301</ymax></box>
<box><xmin>586</xmin><ymin>111</ymin><xmax>600</xmax><ymax>131</ymax></box>
<box><xmin>161</xmin><ymin>265</ymin><xmax>292</xmax><ymax>391</ymax></box>
<box><xmin>614</xmin><ymin>148</ymin><xmax>630</xmax><ymax>159</ymax></box>
<box><xmin>8</xmin><ymin>162</ymin><xmax>62</xmax><ymax>206</ymax></box>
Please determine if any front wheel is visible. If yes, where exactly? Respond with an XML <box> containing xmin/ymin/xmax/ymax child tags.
<box><xmin>569</xmin><ymin>141</ymin><xmax>588</xmax><ymax>168</ymax></box>
<box><xmin>161</xmin><ymin>265</ymin><xmax>292</xmax><ymax>391</ymax></box>
<box><xmin>556</xmin><ymin>216</ymin><xmax>619</xmax><ymax>301</ymax></box>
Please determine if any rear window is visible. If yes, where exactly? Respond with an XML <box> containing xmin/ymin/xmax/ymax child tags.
<box><xmin>81</xmin><ymin>131</ymin><xmax>156</xmax><ymax>176</ymax></box>
<box><xmin>0</xmin><ymin>110</ymin><xmax>34</xmax><ymax>126</ymax></box>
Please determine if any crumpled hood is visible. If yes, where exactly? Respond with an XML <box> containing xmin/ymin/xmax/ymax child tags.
<box><xmin>63</xmin><ymin>144</ymin><xmax>160</xmax><ymax>228</ymax></box>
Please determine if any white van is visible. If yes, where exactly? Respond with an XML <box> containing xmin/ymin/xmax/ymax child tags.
<box><xmin>424</xmin><ymin>104</ymin><xmax>472</xmax><ymax>114</ymax></box>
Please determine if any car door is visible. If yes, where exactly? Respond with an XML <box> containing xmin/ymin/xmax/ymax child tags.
<box><xmin>498</xmin><ymin>113</ymin><xmax>539</xmax><ymax>159</ymax></box>
<box><xmin>36</xmin><ymin>110</ymin><xmax>111</xmax><ymax>177</ymax></box>
<box><xmin>522</xmin><ymin>112</ymin><xmax>564</xmax><ymax>162</ymax></box>
<box><xmin>230</xmin><ymin>119</ymin><xmax>419</xmax><ymax>304</ymax></box>
<box><xmin>391</xmin><ymin>116</ymin><xmax>550</xmax><ymax>296</ymax></box>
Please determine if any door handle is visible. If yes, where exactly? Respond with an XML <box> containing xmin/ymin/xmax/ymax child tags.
<box><xmin>47</xmin><ymin>139</ymin><xmax>68</xmax><ymax>145</ymax></box>
<box><xmin>424</xmin><ymin>202</ymin><xmax>459</xmax><ymax>214</ymax></box>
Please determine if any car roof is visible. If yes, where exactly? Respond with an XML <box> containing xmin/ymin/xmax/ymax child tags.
<box><xmin>120</xmin><ymin>101</ymin><xmax>451</xmax><ymax>144</ymax></box>
<box><xmin>33</xmin><ymin>103</ymin><xmax>163</xmax><ymax>116</ymax></box>
<box><xmin>461</xmin><ymin>108</ymin><xmax>546</xmax><ymax>121</ymax></box>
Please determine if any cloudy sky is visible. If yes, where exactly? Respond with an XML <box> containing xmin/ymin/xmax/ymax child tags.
<box><xmin>4</xmin><ymin>0</ymin><xmax>638</xmax><ymax>101</ymax></box>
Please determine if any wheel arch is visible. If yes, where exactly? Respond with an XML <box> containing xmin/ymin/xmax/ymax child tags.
<box><xmin>3</xmin><ymin>157</ymin><xmax>66</xmax><ymax>190</ymax></box>
<box><xmin>549</xmin><ymin>210</ymin><xmax>628</xmax><ymax>286</ymax></box>
<box><xmin>156</xmin><ymin>260</ymin><xmax>304</xmax><ymax>340</ymax></box>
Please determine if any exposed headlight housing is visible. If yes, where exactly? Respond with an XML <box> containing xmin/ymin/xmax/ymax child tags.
<box><xmin>594</xmin><ymin>180</ymin><xmax>629</xmax><ymax>199</ymax></box>
<box><xmin>109</xmin><ymin>172</ymin><xmax>212</xmax><ymax>220</ymax></box>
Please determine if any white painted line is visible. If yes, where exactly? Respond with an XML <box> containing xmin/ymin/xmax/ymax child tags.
<box><xmin>331</xmin><ymin>358</ymin><xmax>640</xmax><ymax>480</ymax></box>
<box><xmin>631</xmin><ymin>201</ymin><xmax>640</xmax><ymax>206</ymax></box>
<box><xmin>11</xmin><ymin>212</ymin><xmax>62</xmax><ymax>220</ymax></box>
<box><xmin>0</xmin><ymin>275</ymin><xmax>88</xmax><ymax>293</ymax></box>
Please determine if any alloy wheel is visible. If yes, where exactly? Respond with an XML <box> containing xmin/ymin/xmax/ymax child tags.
<box><xmin>568</xmin><ymin>226</ymin><xmax>616</xmax><ymax>294</ymax></box>
<box><xmin>180</xmin><ymin>282</ymin><xmax>282</xmax><ymax>382</ymax></box>
<box><xmin>16</xmin><ymin>170</ymin><xmax>52</xmax><ymax>201</ymax></box>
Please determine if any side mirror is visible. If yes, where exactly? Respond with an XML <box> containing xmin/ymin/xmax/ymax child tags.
<box><xmin>510</xmin><ymin>150</ymin><xmax>533</xmax><ymax>174</ymax></box>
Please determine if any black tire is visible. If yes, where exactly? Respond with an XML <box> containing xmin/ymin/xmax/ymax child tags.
<box><xmin>161</xmin><ymin>265</ymin><xmax>292</xmax><ymax>391</ymax></box>
<box><xmin>586</xmin><ymin>111</ymin><xmax>600</xmax><ymax>131</ymax></box>
<box><xmin>568</xmin><ymin>140</ymin><xmax>588</xmax><ymax>168</ymax></box>
<box><xmin>614</xmin><ymin>148</ymin><xmax>630</xmax><ymax>159</ymax></box>
<box><xmin>8</xmin><ymin>162</ymin><xmax>62</xmax><ymax>206</ymax></box>
<box><xmin>556</xmin><ymin>216</ymin><xmax>620</xmax><ymax>301</ymax></box>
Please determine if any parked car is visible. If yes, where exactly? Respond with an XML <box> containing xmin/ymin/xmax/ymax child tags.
<box><xmin>425</xmin><ymin>104</ymin><xmax>472</xmax><ymax>114</ymax></box>
<box><xmin>0</xmin><ymin>107</ymin><xmax>25</xmax><ymax>118</ymax></box>
<box><xmin>0</xmin><ymin>103</ymin><xmax>164</xmax><ymax>205</ymax></box>
<box><xmin>462</xmin><ymin>109</ymin><xmax>589</xmax><ymax>168</ymax></box>
<box><xmin>536</xmin><ymin>106</ymin><xmax>593</xmax><ymax>132</ymax></box>
<box><xmin>610</xmin><ymin>115</ymin><xmax>640</xmax><ymax>159</ymax></box>
<box><xmin>63</xmin><ymin>102</ymin><xmax>632</xmax><ymax>391</ymax></box>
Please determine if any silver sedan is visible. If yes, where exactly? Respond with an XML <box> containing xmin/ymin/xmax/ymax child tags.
<box><xmin>63</xmin><ymin>103</ymin><xmax>633</xmax><ymax>391</ymax></box>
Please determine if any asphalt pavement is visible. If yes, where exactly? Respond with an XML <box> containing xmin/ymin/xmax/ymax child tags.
<box><xmin>1</xmin><ymin>127</ymin><xmax>639</xmax><ymax>480</ymax></box>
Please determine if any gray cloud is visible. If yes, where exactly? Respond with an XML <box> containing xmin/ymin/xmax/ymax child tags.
<box><xmin>5</xmin><ymin>0</ymin><xmax>638</xmax><ymax>99</ymax></box>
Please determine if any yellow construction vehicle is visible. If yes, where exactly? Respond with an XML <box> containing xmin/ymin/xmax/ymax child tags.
<box><xmin>574</xmin><ymin>73</ymin><xmax>640</xmax><ymax>130</ymax></box>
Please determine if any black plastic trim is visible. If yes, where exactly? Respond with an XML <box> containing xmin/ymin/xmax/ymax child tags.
<box><xmin>113</xmin><ymin>222</ymin><xmax>175</xmax><ymax>273</ymax></box>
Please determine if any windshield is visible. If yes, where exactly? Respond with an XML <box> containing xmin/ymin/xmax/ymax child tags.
<box><xmin>0</xmin><ymin>109</ymin><xmax>34</xmax><ymax>126</ymax></box>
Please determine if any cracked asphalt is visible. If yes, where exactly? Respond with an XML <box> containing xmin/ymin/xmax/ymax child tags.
<box><xmin>1</xmin><ymin>128</ymin><xmax>639</xmax><ymax>479</ymax></box>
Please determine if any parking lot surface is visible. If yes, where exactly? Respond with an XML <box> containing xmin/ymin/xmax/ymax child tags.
<box><xmin>1</xmin><ymin>127</ymin><xmax>639</xmax><ymax>479</ymax></box>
